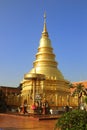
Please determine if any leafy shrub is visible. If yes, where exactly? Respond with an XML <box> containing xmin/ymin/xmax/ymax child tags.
<box><xmin>54</xmin><ymin>110</ymin><xmax>87</xmax><ymax>130</ymax></box>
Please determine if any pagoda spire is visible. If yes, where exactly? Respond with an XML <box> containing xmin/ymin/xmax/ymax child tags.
<box><xmin>42</xmin><ymin>12</ymin><xmax>49</xmax><ymax>37</ymax></box>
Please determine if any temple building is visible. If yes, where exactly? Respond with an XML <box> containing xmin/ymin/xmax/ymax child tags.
<box><xmin>20</xmin><ymin>14</ymin><xmax>71</xmax><ymax>109</ymax></box>
<box><xmin>0</xmin><ymin>86</ymin><xmax>21</xmax><ymax>109</ymax></box>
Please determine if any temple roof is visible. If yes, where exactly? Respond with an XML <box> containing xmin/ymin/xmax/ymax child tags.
<box><xmin>72</xmin><ymin>81</ymin><xmax>87</xmax><ymax>88</ymax></box>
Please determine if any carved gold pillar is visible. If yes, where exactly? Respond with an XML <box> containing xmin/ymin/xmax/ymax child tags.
<box><xmin>55</xmin><ymin>94</ymin><xmax>58</xmax><ymax>106</ymax></box>
<box><xmin>32</xmin><ymin>79</ymin><xmax>36</xmax><ymax>104</ymax></box>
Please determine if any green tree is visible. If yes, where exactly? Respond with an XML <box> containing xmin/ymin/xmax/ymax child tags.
<box><xmin>69</xmin><ymin>83</ymin><xmax>87</xmax><ymax>109</ymax></box>
<box><xmin>54</xmin><ymin>109</ymin><xmax>87</xmax><ymax>130</ymax></box>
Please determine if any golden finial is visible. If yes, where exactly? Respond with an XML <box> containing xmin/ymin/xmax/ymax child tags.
<box><xmin>42</xmin><ymin>12</ymin><xmax>48</xmax><ymax>37</ymax></box>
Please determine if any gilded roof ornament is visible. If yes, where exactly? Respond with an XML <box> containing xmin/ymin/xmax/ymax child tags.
<box><xmin>42</xmin><ymin>12</ymin><xmax>48</xmax><ymax>37</ymax></box>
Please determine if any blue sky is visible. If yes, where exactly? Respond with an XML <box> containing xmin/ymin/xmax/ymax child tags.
<box><xmin>0</xmin><ymin>0</ymin><xmax>87</xmax><ymax>87</ymax></box>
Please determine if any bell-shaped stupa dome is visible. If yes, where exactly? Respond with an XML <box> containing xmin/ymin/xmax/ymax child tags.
<box><xmin>25</xmin><ymin>13</ymin><xmax>64</xmax><ymax>81</ymax></box>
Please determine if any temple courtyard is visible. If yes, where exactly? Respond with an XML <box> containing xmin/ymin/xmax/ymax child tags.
<box><xmin>0</xmin><ymin>113</ymin><xmax>58</xmax><ymax>130</ymax></box>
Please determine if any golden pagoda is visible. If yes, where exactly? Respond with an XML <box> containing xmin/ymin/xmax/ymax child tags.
<box><xmin>20</xmin><ymin>13</ymin><xmax>71</xmax><ymax>110</ymax></box>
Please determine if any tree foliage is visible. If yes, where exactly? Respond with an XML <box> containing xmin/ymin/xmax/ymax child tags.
<box><xmin>54</xmin><ymin>110</ymin><xmax>87</xmax><ymax>130</ymax></box>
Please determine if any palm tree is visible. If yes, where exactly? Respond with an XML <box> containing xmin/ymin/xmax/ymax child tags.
<box><xmin>71</xmin><ymin>83</ymin><xmax>87</xmax><ymax>109</ymax></box>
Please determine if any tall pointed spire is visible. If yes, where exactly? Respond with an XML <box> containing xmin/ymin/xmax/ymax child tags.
<box><xmin>42</xmin><ymin>12</ymin><xmax>49</xmax><ymax>37</ymax></box>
